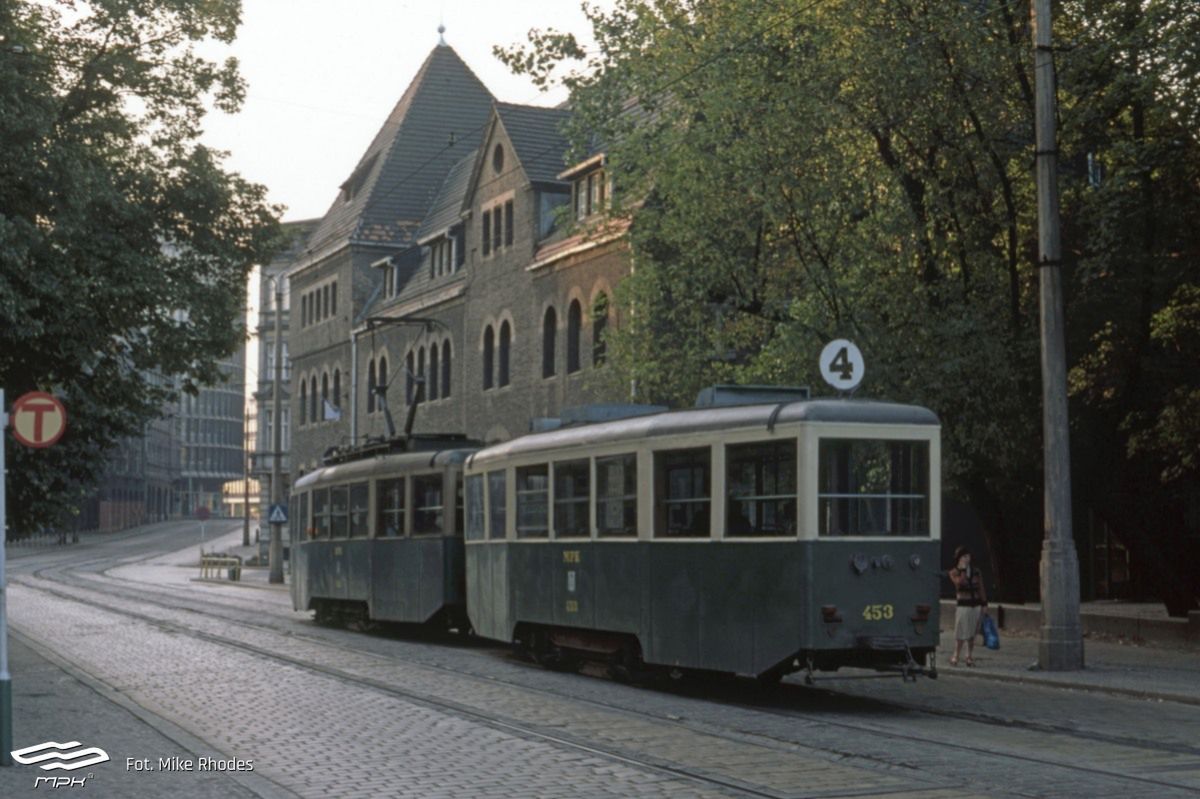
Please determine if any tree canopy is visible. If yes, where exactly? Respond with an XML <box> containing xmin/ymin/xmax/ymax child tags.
<box><xmin>499</xmin><ymin>0</ymin><xmax>1200</xmax><ymax>609</ymax></box>
<box><xmin>0</xmin><ymin>0</ymin><xmax>281</xmax><ymax>535</ymax></box>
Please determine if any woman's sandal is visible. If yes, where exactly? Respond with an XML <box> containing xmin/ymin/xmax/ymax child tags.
<box><xmin>949</xmin><ymin>657</ymin><xmax>959</xmax><ymax>667</ymax></box>
<box><xmin>965</xmin><ymin>658</ymin><xmax>976</xmax><ymax>667</ymax></box>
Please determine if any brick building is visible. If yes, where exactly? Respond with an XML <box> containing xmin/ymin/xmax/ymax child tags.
<box><xmin>288</xmin><ymin>41</ymin><xmax>628</xmax><ymax>479</ymax></box>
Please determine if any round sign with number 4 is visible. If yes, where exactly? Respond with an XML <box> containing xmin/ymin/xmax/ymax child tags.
<box><xmin>819</xmin><ymin>339</ymin><xmax>865</xmax><ymax>392</ymax></box>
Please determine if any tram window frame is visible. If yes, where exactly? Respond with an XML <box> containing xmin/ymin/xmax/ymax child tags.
<box><xmin>487</xmin><ymin>470</ymin><xmax>507</xmax><ymax>539</ymax></box>
<box><xmin>455</xmin><ymin>475</ymin><xmax>464</xmax><ymax>537</ymax></box>
<box><xmin>553</xmin><ymin>459</ymin><xmax>590</xmax><ymax>538</ymax></box>
<box><xmin>725</xmin><ymin>440</ymin><xmax>798</xmax><ymax>537</ymax></box>
<box><xmin>312</xmin><ymin>488</ymin><xmax>331</xmax><ymax>539</ymax></box>
<box><xmin>516</xmin><ymin>464</ymin><xmax>550</xmax><ymax>539</ymax></box>
<box><xmin>330</xmin><ymin>485</ymin><xmax>350</xmax><ymax>538</ymax></box>
<box><xmin>465</xmin><ymin>474</ymin><xmax>485</xmax><ymax>541</ymax></box>
<box><xmin>818</xmin><ymin>438</ymin><xmax>930</xmax><ymax>537</ymax></box>
<box><xmin>349</xmin><ymin>482</ymin><xmax>369</xmax><ymax>538</ymax></box>
<box><xmin>412</xmin><ymin>473</ymin><xmax>445</xmax><ymax>535</ymax></box>
<box><xmin>376</xmin><ymin>477</ymin><xmax>406</xmax><ymax>537</ymax></box>
<box><xmin>595</xmin><ymin>453</ymin><xmax>637</xmax><ymax>538</ymax></box>
<box><xmin>654</xmin><ymin>447</ymin><xmax>712</xmax><ymax>538</ymax></box>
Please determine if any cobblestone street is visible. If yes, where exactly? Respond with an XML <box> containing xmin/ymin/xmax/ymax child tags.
<box><xmin>2</xmin><ymin>522</ymin><xmax>1198</xmax><ymax>798</ymax></box>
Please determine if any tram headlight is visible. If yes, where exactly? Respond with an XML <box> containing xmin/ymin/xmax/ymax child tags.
<box><xmin>909</xmin><ymin>554</ymin><xmax>921</xmax><ymax>570</ymax></box>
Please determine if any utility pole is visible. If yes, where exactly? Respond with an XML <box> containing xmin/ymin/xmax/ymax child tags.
<box><xmin>242</xmin><ymin>407</ymin><xmax>250</xmax><ymax>547</ymax></box>
<box><xmin>1032</xmin><ymin>0</ymin><xmax>1083</xmax><ymax>670</ymax></box>
<box><xmin>268</xmin><ymin>278</ymin><xmax>285</xmax><ymax>584</ymax></box>
<box><xmin>0</xmin><ymin>390</ymin><xmax>11</xmax><ymax>765</ymax></box>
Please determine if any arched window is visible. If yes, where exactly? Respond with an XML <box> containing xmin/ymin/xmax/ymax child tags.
<box><xmin>405</xmin><ymin>351</ymin><xmax>415</xmax><ymax>403</ymax></box>
<box><xmin>417</xmin><ymin>347</ymin><xmax>426</xmax><ymax>401</ymax></box>
<box><xmin>332</xmin><ymin>369</ymin><xmax>341</xmax><ymax>409</ymax></box>
<box><xmin>429</xmin><ymin>345</ymin><xmax>439</xmax><ymax>401</ymax></box>
<box><xmin>321</xmin><ymin>372</ymin><xmax>329</xmax><ymax>419</ymax></box>
<box><xmin>567</xmin><ymin>299</ymin><xmax>582</xmax><ymax>374</ymax></box>
<box><xmin>367</xmin><ymin>360</ymin><xmax>377</xmax><ymax>414</ymax></box>
<box><xmin>441</xmin><ymin>340</ymin><xmax>452</xmax><ymax>398</ymax></box>
<box><xmin>309</xmin><ymin>376</ymin><xmax>317</xmax><ymax>423</ymax></box>
<box><xmin>542</xmin><ymin>307</ymin><xmax>557</xmax><ymax>378</ymax></box>
<box><xmin>593</xmin><ymin>293</ymin><xmax>609</xmax><ymax>366</ymax></box>
<box><xmin>498</xmin><ymin>321</ymin><xmax>511</xmax><ymax>387</ymax></box>
<box><xmin>483</xmin><ymin>326</ymin><xmax>494</xmax><ymax>390</ymax></box>
<box><xmin>300</xmin><ymin>379</ymin><xmax>307</xmax><ymax>425</ymax></box>
<box><xmin>378</xmin><ymin>355</ymin><xmax>389</xmax><ymax>409</ymax></box>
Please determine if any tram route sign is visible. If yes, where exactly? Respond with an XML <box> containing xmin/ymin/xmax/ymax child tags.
<box><xmin>819</xmin><ymin>339</ymin><xmax>865</xmax><ymax>393</ymax></box>
<box><xmin>10</xmin><ymin>392</ymin><xmax>67</xmax><ymax>449</ymax></box>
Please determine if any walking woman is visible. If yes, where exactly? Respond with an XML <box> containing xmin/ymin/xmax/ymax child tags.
<box><xmin>948</xmin><ymin>546</ymin><xmax>987</xmax><ymax>666</ymax></box>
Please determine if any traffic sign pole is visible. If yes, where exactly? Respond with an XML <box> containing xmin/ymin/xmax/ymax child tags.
<box><xmin>1</xmin><ymin>389</ymin><xmax>13</xmax><ymax>766</ymax></box>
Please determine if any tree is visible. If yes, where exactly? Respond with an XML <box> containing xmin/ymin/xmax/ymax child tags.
<box><xmin>500</xmin><ymin>0</ymin><xmax>1199</xmax><ymax>610</ymax></box>
<box><xmin>0</xmin><ymin>1</ymin><xmax>282</xmax><ymax>536</ymax></box>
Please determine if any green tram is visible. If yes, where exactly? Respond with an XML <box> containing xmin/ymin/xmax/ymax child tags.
<box><xmin>289</xmin><ymin>436</ymin><xmax>479</xmax><ymax>627</ymax></box>
<box><xmin>463</xmin><ymin>398</ymin><xmax>942</xmax><ymax>681</ymax></box>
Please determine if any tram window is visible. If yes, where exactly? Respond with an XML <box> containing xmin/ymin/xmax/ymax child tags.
<box><xmin>488</xmin><ymin>470</ymin><xmax>507</xmax><ymax>539</ymax></box>
<box><xmin>465</xmin><ymin>475</ymin><xmax>485</xmax><ymax>541</ymax></box>
<box><xmin>553</xmin><ymin>459</ymin><xmax>590</xmax><ymax>537</ymax></box>
<box><xmin>300</xmin><ymin>493</ymin><xmax>309</xmax><ymax>539</ymax></box>
<box><xmin>413</xmin><ymin>474</ymin><xmax>444</xmax><ymax>535</ymax></box>
<box><xmin>376</xmin><ymin>477</ymin><xmax>405</xmax><ymax>537</ymax></box>
<box><xmin>349</xmin><ymin>482</ymin><xmax>369</xmax><ymax>538</ymax></box>
<box><xmin>596</xmin><ymin>453</ymin><xmax>637</xmax><ymax>537</ymax></box>
<box><xmin>330</xmin><ymin>486</ymin><xmax>349</xmax><ymax>538</ymax></box>
<box><xmin>726</xmin><ymin>440</ymin><xmax>797</xmax><ymax>537</ymax></box>
<box><xmin>654</xmin><ymin>448</ymin><xmax>711</xmax><ymax>538</ymax></box>
<box><xmin>516</xmin><ymin>465</ymin><xmax>550</xmax><ymax>538</ymax></box>
<box><xmin>313</xmin><ymin>488</ymin><xmax>330</xmax><ymax>539</ymax></box>
<box><xmin>818</xmin><ymin>439</ymin><xmax>930</xmax><ymax>536</ymax></box>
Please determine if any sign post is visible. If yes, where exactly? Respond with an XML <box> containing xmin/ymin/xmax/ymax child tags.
<box><xmin>1</xmin><ymin>390</ymin><xmax>68</xmax><ymax>765</ymax></box>
<box><xmin>1</xmin><ymin>389</ymin><xmax>10</xmax><ymax>766</ymax></box>
<box><xmin>196</xmin><ymin>506</ymin><xmax>210</xmax><ymax>554</ymax></box>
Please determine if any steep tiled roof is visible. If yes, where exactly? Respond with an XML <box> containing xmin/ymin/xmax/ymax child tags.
<box><xmin>494</xmin><ymin>102</ymin><xmax>573</xmax><ymax>185</ymax></box>
<box><xmin>416</xmin><ymin>149</ymin><xmax>476</xmax><ymax>241</ymax></box>
<box><xmin>305</xmin><ymin>45</ymin><xmax>496</xmax><ymax>255</ymax></box>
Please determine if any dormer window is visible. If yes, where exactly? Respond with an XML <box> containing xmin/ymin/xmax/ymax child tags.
<box><xmin>429</xmin><ymin>237</ymin><xmax>454</xmax><ymax>278</ymax></box>
<box><xmin>573</xmin><ymin>168</ymin><xmax>607</xmax><ymax>220</ymax></box>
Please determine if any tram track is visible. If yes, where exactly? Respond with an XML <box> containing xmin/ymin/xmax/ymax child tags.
<box><xmin>15</xmin><ymin>555</ymin><xmax>1200</xmax><ymax>798</ymax></box>
<box><xmin>43</xmin><ymin>554</ymin><xmax>1200</xmax><ymax>763</ymax></box>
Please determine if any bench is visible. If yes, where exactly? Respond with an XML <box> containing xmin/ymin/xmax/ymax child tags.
<box><xmin>199</xmin><ymin>553</ymin><xmax>243</xmax><ymax>581</ymax></box>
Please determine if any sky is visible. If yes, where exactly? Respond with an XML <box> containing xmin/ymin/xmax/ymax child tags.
<box><xmin>202</xmin><ymin>0</ymin><xmax>610</xmax><ymax>223</ymax></box>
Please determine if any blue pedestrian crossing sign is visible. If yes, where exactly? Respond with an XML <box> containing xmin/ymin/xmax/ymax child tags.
<box><xmin>268</xmin><ymin>503</ymin><xmax>288</xmax><ymax>524</ymax></box>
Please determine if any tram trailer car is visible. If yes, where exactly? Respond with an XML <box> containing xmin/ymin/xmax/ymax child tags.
<box><xmin>463</xmin><ymin>397</ymin><xmax>942</xmax><ymax>681</ymax></box>
<box><xmin>290</xmin><ymin>440</ymin><xmax>479</xmax><ymax>627</ymax></box>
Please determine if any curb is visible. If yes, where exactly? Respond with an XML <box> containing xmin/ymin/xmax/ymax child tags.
<box><xmin>9</xmin><ymin>627</ymin><xmax>300</xmax><ymax>799</ymax></box>
<box><xmin>937</xmin><ymin>663</ymin><xmax>1200</xmax><ymax>707</ymax></box>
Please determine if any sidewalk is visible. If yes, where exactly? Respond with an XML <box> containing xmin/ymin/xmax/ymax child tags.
<box><xmin>935</xmin><ymin>626</ymin><xmax>1200</xmax><ymax>705</ymax></box>
<box><xmin>0</xmin><ymin>633</ymin><xmax>292</xmax><ymax>798</ymax></box>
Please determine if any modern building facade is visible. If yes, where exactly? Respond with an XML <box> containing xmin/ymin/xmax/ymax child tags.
<box><xmin>174</xmin><ymin>347</ymin><xmax>246</xmax><ymax>518</ymax></box>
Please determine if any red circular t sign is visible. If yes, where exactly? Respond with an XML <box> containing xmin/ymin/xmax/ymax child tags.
<box><xmin>196</xmin><ymin>507</ymin><xmax>211</xmax><ymax>522</ymax></box>
<box><xmin>11</xmin><ymin>392</ymin><xmax>67</xmax><ymax>448</ymax></box>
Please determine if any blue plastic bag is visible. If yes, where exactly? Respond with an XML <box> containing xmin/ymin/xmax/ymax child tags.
<box><xmin>981</xmin><ymin>613</ymin><xmax>1000</xmax><ymax>650</ymax></box>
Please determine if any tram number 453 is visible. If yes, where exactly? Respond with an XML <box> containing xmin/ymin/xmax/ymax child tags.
<box><xmin>862</xmin><ymin>604</ymin><xmax>894</xmax><ymax>621</ymax></box>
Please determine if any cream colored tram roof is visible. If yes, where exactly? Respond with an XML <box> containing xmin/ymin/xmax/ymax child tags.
<box><xmin>294</xmin><ymin>447</ymin><xmax>479</xmax><ymax>491</ymax></box>
<box><xmin>467</xmin><ymin>399</ymin><xmax>939</xmax><ymax>469</ymax></box>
